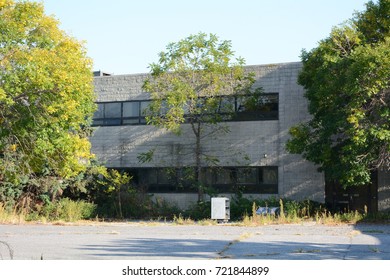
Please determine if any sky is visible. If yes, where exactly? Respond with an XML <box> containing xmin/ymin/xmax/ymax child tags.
<box><xmin>41</xmin><ymin>0</ymin><xmax>369</xmax><ymax>75</ymax></box>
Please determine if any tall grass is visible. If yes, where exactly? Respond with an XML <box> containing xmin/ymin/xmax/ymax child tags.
<box><xmin>314</xmin><ymin>210</ymin><xmax>364</xmax><ymax>224</ymax></box>
<box><xmin>238</xmin><ymin>199</ymin><xmax>368</xmax><ymax>226</ymax></box>
<box><xmin>172</xmin><ymin>214</ymin><xmax>195</xmax><ymax>225</ymax></box>
<box><xmin>38</xmin><ymin>198</ymin><xmax>96</xmax><ymax>222</ymax></box>
<box><xmin>0</xmin><ymin>199</ymin><xmax>96</xmax><ymax>223</ymax></box>
<box><xmin>0</xmin><ymin>203</ymin><xmax>25</xmax><ymax>224</ymax></box>
<box><xmin>2</xmin><ymin>196</ymin><xmax>387</xmax><ymax>225</ymax></box>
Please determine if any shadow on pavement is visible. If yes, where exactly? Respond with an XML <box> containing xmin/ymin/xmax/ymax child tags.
<box><xmin>79</xmin><ymin>224</ymin><xmax>390</xmax><ymax>260</ymax></box>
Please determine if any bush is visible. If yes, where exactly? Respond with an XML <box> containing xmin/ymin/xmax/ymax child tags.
<box><xmin>230</xmin><ymin>194</ymin><xmax>280</xmax><ymax>221</ymax></box>
<box><xmin>229</xmin><ymin>192</ymin><xmax>324</xmax><ymax>221</ymax></box>
<box><xmin>183</xmin><ymin>201</ymin><xmax>211</xmax><ymax>220</ymax></box>
<box><xmin>92</xmin><ymin>187</ymin><xmax>182</xmax><ymax>220</ymax></box>
<box><xmin>361</xmin><ymin>212</ymin><xmax>390</xmax><ymax>223</ymax></box>
<box><xmin>40</xmin><ymin>198</ymin><xmax>96</xmax><ymax>222</ymax></box>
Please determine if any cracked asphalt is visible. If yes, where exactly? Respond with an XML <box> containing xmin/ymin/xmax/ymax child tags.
<box><xmin>1</xmin><ymin>222</ymin><xmax>390</xmax><ymax>260</ymax></box>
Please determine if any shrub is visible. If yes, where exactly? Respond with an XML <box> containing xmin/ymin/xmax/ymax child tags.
<box><xmin>40</xmin><ymin>198</ymin><xmax>96</xmax><ymax>222</ymax></box>
<box><xmin>229</xmin><ymin>192</ymin><xmax>325</xmax><ymax>222</ymax></box>
<box><xmin>183</xmin><ymin>201</ymin><xmax>211</xmax><ymax>220</ymax></box>
<box><xmin>229</xmin><ymin>193</ymin><xmax>280</xmax><ymax>221</ymax></box>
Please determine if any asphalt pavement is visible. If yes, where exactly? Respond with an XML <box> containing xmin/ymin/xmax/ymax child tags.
<box><xmin>1</xmin><ymin>222</ymin><xmax>390</xmax><ymax>260</ymax></box>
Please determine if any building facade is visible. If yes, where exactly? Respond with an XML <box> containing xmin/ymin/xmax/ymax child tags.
<box><xmin>90</xmin><ymin>62</ymin><xmax>389</xmax><ymax>211</ymax></box>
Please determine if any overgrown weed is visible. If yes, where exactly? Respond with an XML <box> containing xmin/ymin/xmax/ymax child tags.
<box><xmin>2</xmin><ymin>195</ymin><xmax>389</xmax><ymax>225</ymax></box>
<box><xmin>0</xmin><ymin>199</ymin><xmax>96</xmax><ymax>223</ymax></box>
<box><xmin>173</xmin><ymin>214</ymin><xmax>195</xmax><ymax>225</ymax></box>
<box><xmin>0</xmin><ymin>203</ymin><xmax>26</xmax><ymax>224</ymax></box>
<box><xmin>234</xmin><ymin>199</ymin><xmax>369</xmax><ymax>226</ymax></box>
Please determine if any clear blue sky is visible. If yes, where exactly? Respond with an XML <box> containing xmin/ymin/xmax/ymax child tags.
<box><xmin>41</xmin><ymin>0</ymin><xmax>369</xmax><ymax>75</ymax></box>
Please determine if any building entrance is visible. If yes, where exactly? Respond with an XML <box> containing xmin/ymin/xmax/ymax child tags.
<box><xmin>325</xmin><ymin>172</ymin><xmax>378</xmax><ymax>213</ymax></box>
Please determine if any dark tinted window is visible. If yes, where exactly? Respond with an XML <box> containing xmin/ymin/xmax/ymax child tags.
<box><xmin>92</xmin><ymin>92</ymin><xmax>278</xmax><ymax>127</ymax></box>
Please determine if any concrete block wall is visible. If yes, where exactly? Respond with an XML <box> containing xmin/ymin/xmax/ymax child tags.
<box><xmin>245</xmin><ymin>63</ymin><xmax>324</xmax><ymax>202</ymax></box>
<box><xmin>91</xmin><ymin>62</ymin><xmax>325</xmax><ymax>208</ymax></box>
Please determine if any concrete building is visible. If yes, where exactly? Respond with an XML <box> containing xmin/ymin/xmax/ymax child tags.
<box><xmin>91</xmin><ymin>62</ymin><xmax>389</xmax><ymax>212</ymax></box>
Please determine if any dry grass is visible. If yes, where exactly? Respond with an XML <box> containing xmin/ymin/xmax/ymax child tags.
<box><xmin>173</xmin><ymin>214</ymin><xmax>196</xmax><ymax>225</ymax></box>
<box><xmin>235</xmin><ymin>200</ymin><xmax>366</xmax><ymax>227</ymax></box>
<box><xmin>314</xmin><ymin>210</ymin><xmax>364</xmax><ymax>225</ymax></box>
<box><xmin>0</xmin><ymin>198</ymin><xmax>369</xmax><ymax>227</ymax></box>
<box><xmin>0</xmin><ymin>203</ymin><xmax>26</xmax><ymax>224</ymax></box>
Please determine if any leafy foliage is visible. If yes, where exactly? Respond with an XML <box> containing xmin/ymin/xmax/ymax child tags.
<box><xmin>0</xmin><ymin>1</ymin><xmax>96</xmax><ymax>208</ymax></box>
<box><xmin>143</xmin><ymin>32</ymin><xmax>254</xmax><ymax>133</ymax></box>
<box><xmin>287</xmin><ymin>0</ymin><xmax>390</xmax><ymax>187</ymax></box>
<box><xmin>36</xmin><ymin>198</ymin><xmax>96</xmax><ymax>222</ymax></box>
<box><xmin>142</xmin><ymin>32</ymin><xmax>258</xmax><ymax>200</ymax></box>
<box><xmin>97</xmin><ymin>169</ymin><xmax>132</xmax><ymax>219</ymax></box>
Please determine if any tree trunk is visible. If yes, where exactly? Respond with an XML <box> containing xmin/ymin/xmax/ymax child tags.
<box><xmin>117</xmin><ymin>188</ymin><xmax>123</xmax><ymax>219</ymax></box>
<box><xmin>193</xmin><ymin>122</ymin><xmax>204</xmax><ymax>202</ymax></box>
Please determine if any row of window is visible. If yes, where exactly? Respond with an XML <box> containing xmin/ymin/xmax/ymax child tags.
<box><xmin>92</xmin><ymin>93</ymin><xmax>278</xmax><ymax>126</ymax></box>
<box><xmin>124</xmin><ymin>166</ymin><xmax>278</xmax><ymax>194</ymax></box>
<box><xmin>93</xmin><ymin>100</ymin><xmax>150</xmax><ymax>126</ymax></box>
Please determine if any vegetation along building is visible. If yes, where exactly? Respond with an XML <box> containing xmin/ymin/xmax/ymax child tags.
<box><xmin>91</xmin><ymin>62</ymin><xmax>390</xmax><ymax>212</ymax></box>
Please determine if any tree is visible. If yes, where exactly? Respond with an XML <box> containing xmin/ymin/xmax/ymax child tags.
<box><xmin>287</xmin><ymin>0</ymin><xmax>390</xmax><ymax>187</ymax></box>
<box><xmin>97</xmin><ymin>169</ymin><xmax>132</xmax><ymax>219</ymax></box>
<box><xmin>0</xmin><ymin>1</ymin><xmax>96</xmax><ymax>208</ymax></box>
<box><xmin>142</xmin><ymin>33</ymin><xmax>258</xmax><ymax>201</ymax></box>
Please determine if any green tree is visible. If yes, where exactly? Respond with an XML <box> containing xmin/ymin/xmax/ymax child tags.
<box><xmin>0</xmin><ymin>0</ymin><xmax>96</xmax><ymax>208</ymax></box>
<box><xmin>142</xmin><ymin>33</ymin><xmax>258</xmax><ymax>201</ymax></box>
<box><xmin>287</xmin><ymin>0</ymin><xmax>390</xmax><ymax>187</ymax></box>
<box><xmin>97</xmin><ymin>169</ymin><xmax>132</xmax><ymax>219</ymax></box>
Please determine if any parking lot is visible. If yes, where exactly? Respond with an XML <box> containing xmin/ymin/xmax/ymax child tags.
<box><xmin>1</xmin><ymin>222</ymin><xmax>390</xmax><ymax>260</ymax></box>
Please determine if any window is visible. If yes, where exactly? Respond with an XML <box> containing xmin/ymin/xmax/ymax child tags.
<box><xmin>105</xmin><ymin>103</ymin><xmax>121</xmax><ymax>118</ymax></box>
<box><xmin>140</xmin><ymin>169</ymin><xmax>157</xmax><ymax>185</ymax></box>
<box><xmin>92</xmin><ymin>102</ymin><xmax>121</xmax><ymax>126</ymax></box>
<box><xmin>93</xmin><ymin>104</ymin><xmax>104</xmax><ymax>119</ymax></box>
<box><xmin>92</xmin><ymin>100</ymin><xmax>150</xmax><ymax>126</ymax></box>
<box><xmin>123</xmin><ymin>102</ymin><xmax>141</xmax><ymax>124</ymax></box>
<box><xmin>235</xmin><ymin>93</ymin><xmax>278</xmax><ymax>121</ymax></box>
<box><xmin>262</xmin><ymin>167</ymin><xmax>278</xmax><ymax>184</ymax></box>
<box><xmin>136</xmin><ymin>168</ymin><xmax>193</xmax><ymax>192</ymax></box>
<box><xmin>128</xmin><ymin>166</ymin><xmax>278</xmax><ymax>194</ymax></box>
<box><xmin>92</xmin><ymin>92</ymin><xmax>278</xmax><ymax>127</ymax></box>
<box><xmin>140</xmin><ymin>101</ymin><xmax>150</xmax><ymax>115</ymax></box>
<box><xmin>259</xmin><ymin>167</ymin><xmax>278</xmax><ymax>194</ymax></box>
<box><xmin>123</xmin><ymin>102</ymin><xmax>139</xmax><ymax>118</ymax></box>
<box><xmin>236</xmin><ymin>167</ymin><xmax>257</xmax><ymax>184</ymax></box>
<box><xmin>140</xmin><ymin>101</ymin><xmax>151</xmax><ymax>124</ymax></box>
<box><xmin>203</xmin><ymin>166</ymin><xmax>278</xmax><ymax>194</ymax></box>
<box><xmin>215</xmin><ymin>168</ymin><xmax>233</xmax><ymax>185</ymax></box>
<box><xmin>216</xmin><ymin>96</ymin><xmax>235</xmax><ymax>114</ymax></box>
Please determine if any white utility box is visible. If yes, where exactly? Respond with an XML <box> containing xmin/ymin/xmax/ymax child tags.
<box><xmin>211</xmin><ymin>197</ymin><xmax>230</xmax><ymax>221</ymax></box>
